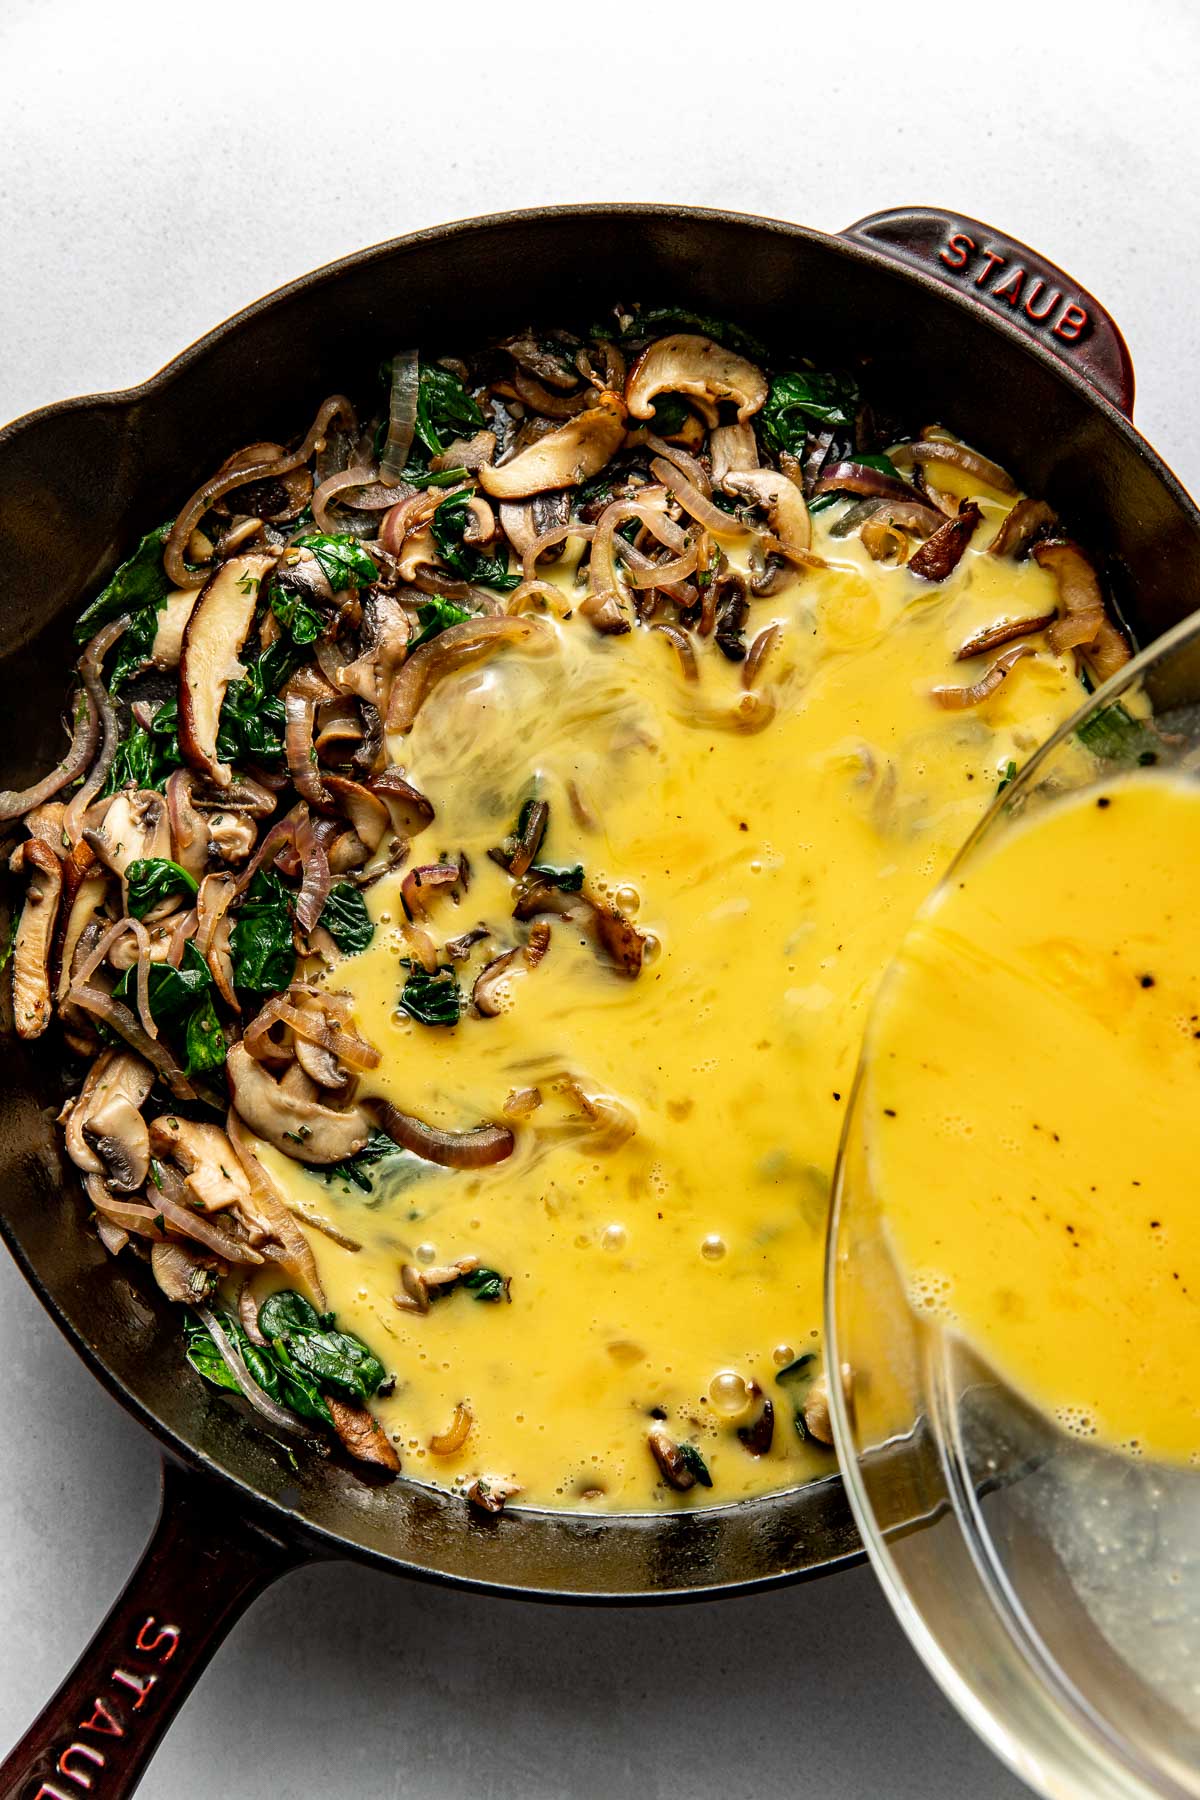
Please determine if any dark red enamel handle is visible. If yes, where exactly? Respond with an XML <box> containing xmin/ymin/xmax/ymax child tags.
<box><xmin>843</xmin><ymin>206</ymin><xmax>1135</xmax><ymax>417</ymax></box>
<box><xmin>0</xmin><ymin>1461</ymin><xmax>308</xmax><ymax>1800</ymax></box>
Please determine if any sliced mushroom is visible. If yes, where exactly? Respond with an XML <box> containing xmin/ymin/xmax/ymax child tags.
<box><xmin>166</xmin><ymin>770</ymin><xmax>211</xmax><ymax>881</ymax></box>
<box><xmin>626</xmin><ymin>334</ymin><xmax>767</xmax><ymax>428</ymax></box>
<box><xmin>62</xmin><ymin>1049</ymin><xmax>153</xmax><ymax>1180</ymax></box>
<box><xmin>206</xmin><ymin>810</ymin><xmax>257</xmax><ymax>864</ymax></box>
<box><xmin>430</xmin><ymin>430</ymin><xmax>497</xmax><ymax>473</ymax></box>
<box><xmin>907</xmin><ymin>502</ymin><xmax>982</xmax><ymax>583</ymax></box>
<box><xmin>723</xmin><ymin>468</ymin><xmax>812</xmax><ymax>562</ymax></box>
<box><xmin>735</xmin><ymin>1387</ymin><xmax>775</xmax><ymax>1456</ymax></box>
<box><xmin>989</xmin><ymin>497</ymin><xmax>1057</xmax><ymax>560</ymax></box>
<box><xmin>647</xmin><ymin>1422</ymin><xmax>701</xmax><ymax>1491</ymax></box>
<box><xmin>10</xmin><ymin>839</ymin><xmax>62</xmax><ymax>1038</ymax></box>
<box><xmin>466</xmin><ymin>1475</ymin><xmax>520</xmax><ymax>1514</ymax></box>
<box><xmin>53</xmin><ymin>860</ymin><xmax>110</xmax><ymax>1003</ymax></box>
<box><xmin>326</xmin><ymin>1396</ymin><xmax>401</xmax><ymax>1472</ymax></box>
<box><xmin>179</xmin><ymin>552</ymin><xmax>276</xmax><ymax>787</ymax></box>
<box><xmin>150</xmin><ymin>590</ymin><xmax>201</xmax><ymax>671</ymax></box>
<box><xmin>149</xmin><ymin>1116</ymin><xmax>255</xmax><ymax>1214</ymax></box>
<box><xmin>226</xmin><ymin>1041</ymin><xmax>370</xmax><ymax>1164</ymax></box>
<box><xmin>479</xmin><ymin>395</ymin><xmax>627</xmax><ymax>499</ymax></box>
<box><xmin>150</xmin><ymin>1239</ymin><xmax>220</xmax><ymax>1305</ymax></box>
<box><xmin>1033</xmin><ymin>540</ymin><xmax>1131</xmax><ymax>681</ymax></box>
<box><xmin>395</xmin><ymin>1254</ymin><xmax>480</xmax><ymax>1314</ymax></box>
<box><xmin>85</xmin><ymin>789</ymin><xmax>172</xmax><ymax>883</ymax></box>
<box><xmin>710</xmin><ymin>420</ymin><xmax>760</xmax><ymax>487</ymax></box>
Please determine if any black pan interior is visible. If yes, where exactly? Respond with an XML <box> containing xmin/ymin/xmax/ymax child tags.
<box><xmin>1</xmin><ymin>205</ymin><xmax>1197</xmax><ymax>1599</ymax></box>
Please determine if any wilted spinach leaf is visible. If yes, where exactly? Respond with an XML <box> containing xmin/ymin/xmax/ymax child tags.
<box><xmin>460</xmin><ymin>1266</ymin><xmax>511</xmax><ymax>1303</ymax></box>
<box><xmin>528</xmin><ymin>862</ymin><xmax>584</xmax><ymax>893</ymax></box>
<box><xmin>412</xmin><ymin>363</ymin><xmax>484</xmax><ymax>458</ymax></box>
<box><xmin>291</xmin><ymin>532</ymin><xmax>379</xmax><ymax>594</ymax></box>
<box><xmin>322</xmin><ymin>1127</ymin><xmax>401</xmax><ymax>1194</ymax></box>
<box><xmin>113</xmin><ymin>941</ymin><xmax>212</xmax><ymax>1026</ymax></box>
<box><xmin>430</xmin><ymin>491</ymin><xmax>519</xmax><ymax>592</ymax></box>
<box><xmin>230</xmin><ymin>871</ymin><xmax>295</xmax><ymax>997</ymax></box>
<box><xmin>677</xmin><ymin>1442</ymin><xmax>713</xmax><ymax>1488</ymax></box>
<box><xmin>125</xmin><ymin>857</ymin><xmax>198</xmax><ymax>919</ymax></box>
<box><xmin>760</xmin><ymin>371</ymin><xmax>860</xmax><ymax>457</ymax></box>
<box><xmin>410</xmin><ymin>595</ymin><xmax>474</xmax><ymax>651</ymax></box>
<box><xmin>258</xmin><ymin>1289</ymin><xmax>387</xmax><ymax>1403</ymax></box>
<box><xmin>74</xmin><ymin>520</ymin><xmax>173</xmax><ymax>644</ymax></box>
<box><xmin>183</xmin><ymin>991</ymin><xmax>227</xmax><ymax>1076</ymax></box>
<box><xmin>319</xmin><ymin>883</ymin><xmax>373</xmax><ymax>956</ymax></box>
<box><xmin>398</xmin><ymin>959</ymin><xmax>462</xmax><ymax>1028</ymax></box>
<box><xmin>596</xmin><ymin>307</ymin><xmax>768</xmax><ymax>363</ymax></box>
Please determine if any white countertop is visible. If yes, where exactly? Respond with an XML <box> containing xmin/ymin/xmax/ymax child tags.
<box><xmin>2</xmin><ymin>3</ymin><xmax>1198</xmax><ymax>1794</ymax></box>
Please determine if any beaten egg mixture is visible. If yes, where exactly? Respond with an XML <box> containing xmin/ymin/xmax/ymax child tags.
<box><xmin>252</xmin><ymin>477</ymin><xmax>1091</xmax><ymax>1508</ymax></box>
<box><xmin>867</xmin><ymin>770</ymin><xmax>1200</xmax><ymax>1464</ymax></box>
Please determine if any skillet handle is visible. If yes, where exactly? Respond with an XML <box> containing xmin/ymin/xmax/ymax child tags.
<box><xmin>0</xmin><ymin>1459</ymin><xmax>309</xmax><ymax>1800</ymax></box>
<box><xmin>842</xmin><ymin>206</ymin><xmax>1135</xmax><ymax>417</ymax></box>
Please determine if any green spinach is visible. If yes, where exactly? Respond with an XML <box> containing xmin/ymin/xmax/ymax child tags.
<box><xmin>460</xmin><ymin>1266</ymin><xmax>511</xmax><ymax>1303</ymax></box>
<box><xmin>413</xmin><ymin>363</ymin><xmax>484</xmax><ymax>459</ymax></box>
<box><xmin>113</xmin><ymin>940</ymin><xmax>212</xmax><ymax>1027</ymax></box>
<box><xmin>677</xmin><ymin>1442</ymin><xmax>713</xmax><ymax>1488</ymax></box>
<box><xmin>596</xmin><ymin>307</ymin><xmax>768</xmax><ymax>363</ymax></box>
<box><xmin>528</xmin><ymin>862</ymin><xmax>584</xmax><ymax>893</ymax></box>
<box><xmin>398</xmin><ymin>959</ymin><xmax>462</xmax><ymax>1028</ymax></box>
<box><xmin>430</xmin><ymin>492</ymin><xmax>519</xmax><ymax>592</ymax></box>
<box><xmin>322</xmin><ymin>1127</ymin><xmax>401</xmax><ymax>1194</ymax></box>
<box><xmin>760</xmin><ymin>371</ymin><xmax>860</xmax><ymax>458</ymax></box>
<box><xmin>410</xmin><ymin>595</ymin><xmax>474</xmax><ymax>651</ymax></box>
<box><xmin>183</xmin><ymin>991</ymin><xmax>227</xmax><ymax>1077</ymax></box>
<box><xmin>229</xmin><ymin>871</ymin><xmax>296</xmax><ymax>997</ymax></box>
<box><xmin>102</xmin><ymin>703</ymin><xmax>186</xmax><ymax>797</ymax></box>
<box><xmin>290</xmin><ymin>533</ymin><xmax>379</xmax><ymax>593</ymax></box>
<box><xmin>258</xmin><ymin>1290</ymin><xmax>387</xmax><ymax>1404</ymax></box>
<box><xmin>74</xmin><ymin>520</ymin><xmax>173</xmax><ymax>644</ymax></box>
<box><xmin>319</xmin><ymin>883</ymin><xmax>374</xmax><ymax>956</ymax></box>
<box><xmin>124</xmin><ymin>857</ymin><xmax>199</xmax><ymax>919</ymax></box>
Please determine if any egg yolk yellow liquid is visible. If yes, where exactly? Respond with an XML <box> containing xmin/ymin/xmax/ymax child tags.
<box><xmin>256</xmin><ymin>495</ymin><xmax>1090</xmax><ymax>1508</ymax></box>
<box><xmin>867</xmin><ymin>770</ymin><xmax>1200</xmax><ymax>1462</ymax></box>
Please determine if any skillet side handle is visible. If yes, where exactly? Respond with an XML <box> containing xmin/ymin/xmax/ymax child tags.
<box><xmin>0</xmin><ymin>1459</ymin><xmax>309</xmax><ymax>1800</ymax></box>
<box><xmin>842</xmin><ymin>206</ymin><xmax>1135</xmax><ymax>417</ymax></box>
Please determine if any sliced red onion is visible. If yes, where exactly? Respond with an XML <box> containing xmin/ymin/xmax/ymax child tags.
<box><xmin>813</xmin><ymin>461</ymin><xmax>921</xmax><ymax>505</ymax></box>
<box><xmin>367</xmin><ymin>1098</ymin><xmax>514</xmax><ymax>1170</ymax></box>
<box><xmin>932</xmin><ymin>643</ymin><xmax>1034</xmax><ymax>709</ymax></box>
<box><xmin>63</xmin><ymin>615</ymin><xmax>130</xmax><ymax>843</ymax></box>
<box><xmin>380</xmin><ymin>350</ymin><xmax>420</xmax><ymax>485</ymax></box>
<box><xmin>194</xmin><ymin>1305</ymin><xmax>315</xmax><ymax>1435</ymax></box>
<box><xmin>0</xmin><ymin>683</ymin><xmax>98</xmax><ymax>821</ymax></box>
<box><xmin>295</xmin><ymin>811</ymin><xmax>338</xmax><ymax>932</ymax></box>
<box><xmin>650</xmin><ymin>623</ymin><xmax>698</xmax><ymax>681</ymax></box>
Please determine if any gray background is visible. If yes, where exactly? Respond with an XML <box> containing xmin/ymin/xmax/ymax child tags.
<box><xmin>1</xmin><ymin>2</ymin><xmax>1198</xmax><ymax>1794</ymax></box>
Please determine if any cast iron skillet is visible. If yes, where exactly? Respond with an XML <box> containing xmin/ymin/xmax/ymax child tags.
<box><xmin>1</xmin><ymin>202</ymin><xmax>1198</xmax><ymax>1800</ymax></box>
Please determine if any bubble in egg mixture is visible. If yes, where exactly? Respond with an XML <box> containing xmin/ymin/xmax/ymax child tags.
<box><xmin>700</xmin><ymin>1234</ymin><xmax>727</xmax><ymax>1262</ymax></box>
<box><xmin>709</xmin><ymin>1371</ymin><xmax>749</xmax><ymax>1414</ymax></box>
<box><xmin>601</xmin><ymin>1224</ymin><xmax>627</xmax><ymax>1252</ymax></box>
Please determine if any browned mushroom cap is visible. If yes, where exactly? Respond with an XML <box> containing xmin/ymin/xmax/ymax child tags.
<box><xmin>210</xmin><ymin>441</ymin><xmax>314</xmax><ymax>522</ymax></box>
<box><xmin>626</xmin><ymin>334</ymin><xmax>767</xmax><ymax>427</ymax></box>
<box><xmin>62</xmin><ymin>1048</ymin><xmax>154</xmax><ymax>1187</ymax></box>
<box><xmin>179</xmin><ymin>553</ymin><xmax>276</xmax><ymax>787</ymax></box>
<box><xmin>723</xmin><ymin>468</ymin><xmax>813</xmax><ymax>562</ymax></box>
<box><xmin>989</xmin><ymin>497</ymin><xmax>1057</xmax><ymax>559</ymax></box>
<box><xmin>803</xmin><ymin>1374</ymin><xmax>833</xmax><ymax>1444</ymax></box>
<box><xmin>431</xmin><ymin>430</ymin><xmax>497</xmax><ymax>473</ymax></box>
<box><xmin>165</xmin><ymin>771</ymin><xmax>211</xmax><ymax>881</ymax></box>
<box><xmin>479</xmin><ymin>395</ymin><xmax>627</xmax><ymax>499</ymax></box>
<box><xmin>149</xmin><ymin>1116</ymin><xmax>255</xmax><ymax>1214</ymax></box>
<box><xmin>205</xmin><ymin>810</ymin><xmax>257</xmax><ymax>864</ymax></box>
<box><xmin>10</xmin><ymin>838</ymin><xmax>62</xmax><ymax>1039</ymax></box>
<box><xmin>735</xmin><ymin>1388</ymin><xmax>775</xmax><ymax>1456</ymax></box>
<box><xmin>326</xmin><ymin>1396</ymin><xmax>401</xmax><ymax>1472</ymax></box>
<box><xmin>226</xmin><ymin>1041</ymin><xmax>371</xmax><ymax>1164</ymax></box>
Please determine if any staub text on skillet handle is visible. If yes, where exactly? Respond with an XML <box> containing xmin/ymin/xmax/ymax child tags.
<box><xmin>0</xmin><ymin>1460</ymin><xmax>307</xmax><ymax>1800</ymax></box>
<box><xmin>842</xmin><ymin>206</ymin><xmax>1135</xmax><ymax>417</ymax></box>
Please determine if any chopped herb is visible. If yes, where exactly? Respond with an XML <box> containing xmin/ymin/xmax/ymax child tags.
<box><xmin>74</xmin><ymin>520</ymin><xmax>173</xmax><ymax>644</ymax></box>
<box><xmin>124</xmin><ymin>857</ymin><xmax>199</xmax><ymax>920</ymax></box>
<box><xmin>398</xmin><ymin>959</ymin><xmax>462</xmax><ymax>1028</ymax></box>
<box><xmin>319</xmin><ymin>883</ymin><xmax>374</xmax><ymax>956</ymax></box>
<box><xmin>677</xmin><ymin>1441</ymin><xmax>713</xmax><ymax>1488</ymax></box>
<box><xmin>997</xmin><ymin>759</ymin><xmax>1018</xmax><ymax>795</ymax></box>
<box><xmin>528</xmin><ymin>862</ymin><xmax>584</xmax><ymax>893</ymax></box>
<box><xmin>229</xmin><ymin>871</ymin><xmax>296</xmax><ymax>997</ymax></box>
<box><xmin>430</xmin><ymin>491</ymin><xmax>519</xmax><ymax>592</ymax></box>
<box><xmin>760</xmin><ymin>371</ymin><xmax>860</xmax><ymax>457</ymax></box>
<box><xmin>410</xmin><ymin>595</ymin><xmax>475</xmax><ymax>652</ymax></box>
<box><xmin>460</xmin><ymin>1266</ymin><xmax>511</xmax><ymax>1303</ymax></box>
<box><xmin>291</xmin><ymin>533</ymin><xmax>379</xmax><ymax>594</ymax></box>
<box><xmin>1076</xmin><ymin>702</ymin><xmax>1159</xmax><ymax>764</ymax></box>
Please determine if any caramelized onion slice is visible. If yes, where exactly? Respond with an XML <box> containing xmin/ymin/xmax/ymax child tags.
<box><xmin>367</xmin><ymin>1098</ymin><xmax>514</xmax><ymax>1169</ymax></box>
<box><xmin>932</xmin><ymin>643</ymin><xmax>1034</xmax><ymax>709</ymax></box>
<box><xmin>385</xmin><ymin>616</ymin><xmax>553</xmax><ymax>734</ymax></box>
